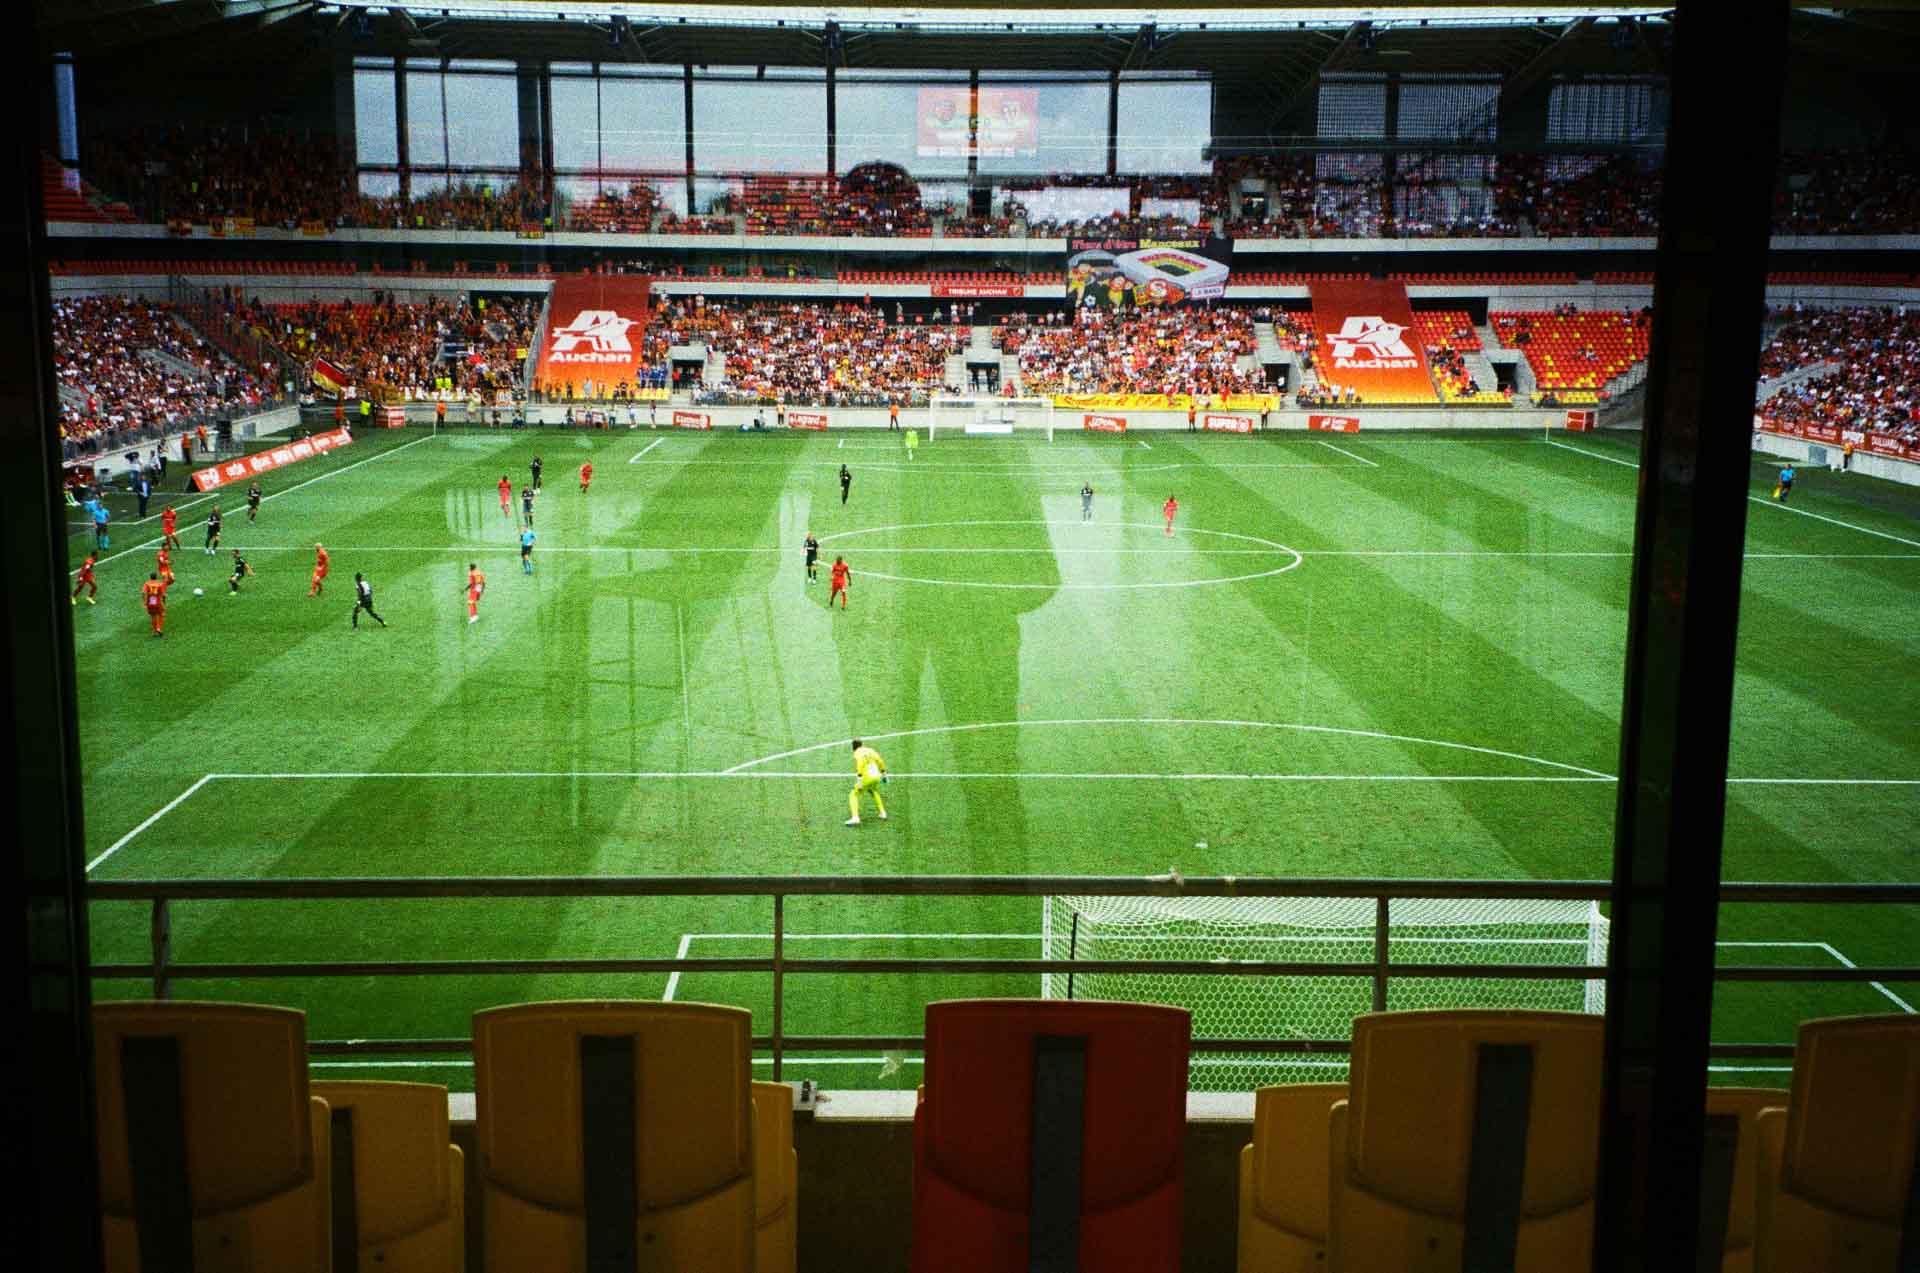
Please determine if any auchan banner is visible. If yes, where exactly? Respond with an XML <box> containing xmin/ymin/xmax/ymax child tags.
<box><xmin>1308</xmin><ymin>280</ymin><xmax>1437</xmax><ymax>404</ymax></box>
<box><xmin>191</xmin><ymin>427</ymin><xmax>354</xmax><ymax>492</ymax></box>
<box><xmin>534</xmin><ymin>275</ymin><xmax>653</xmax><ymax>395</ymax></box>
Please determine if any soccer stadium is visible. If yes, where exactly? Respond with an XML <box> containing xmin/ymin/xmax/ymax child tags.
<box><xmin>12</xmin><ymin>0</ymin><xmax>1920</xmax><ymax>1268</ymax></box>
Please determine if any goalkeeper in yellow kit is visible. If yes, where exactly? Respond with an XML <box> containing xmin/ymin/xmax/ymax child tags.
<box><xmin>846</xmin><ymin>739</ymin><xmax>889</xmax><ymax>826</ymax></box>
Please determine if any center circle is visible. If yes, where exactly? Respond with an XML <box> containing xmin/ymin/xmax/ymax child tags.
<box><xmin>813</xmin><ymin>520</ymin><xmax>1305</xmax><ymax>591</ymax></box>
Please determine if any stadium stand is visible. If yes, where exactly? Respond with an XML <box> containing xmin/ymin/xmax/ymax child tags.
<box><xmin>1414</xmin><ymin>310</ymin><xmax>1508</xmax><ymax>404</ymax></box>
<box><xmin>1237</xmin><ymin>1083</ymin><xmax>1347</xmax><ymax>1273</ymax></box>
<box><xmin>1753</xmin><ymin>1014</ymin><xmax>1920</xmax><ymax>1273</ymax></box>
<box><xmin>1773</xmin><ymin>148</ymin><xmax>1920</xmax><ymax>235</ymax></box>
<box><xmin>93</xmin><ymin>1001</ymin><xmax>331</xmax><ymax>1272</ymax></box>
<box><xmin>996</xmin><ymin>305</ymin><xmax>1263</xmax><ymax>398</ymax></box>
<box><xmin>245</xmin><ymin>296</ymin><xmax>537</xmax><ymax>401</ymax></box>
<box><xmin>1326</xmin><ymin>1010</ymin><xmax>1605</xmax><ymax>1272</ymax></box>
<box><xmin>1491</xmin><ymin>307</ymin><xmax>1653</xmax><ymax>404</ymax></box>
<box><xmin>1493</xmin><ymin>155</ymin><xmax>1663</xmax><ymax>238</ymax></box>
<box><xmin>308</xmin><ymin>1081</ymin><xmax>464</xmax><ymax>1273</ymax></box>
<box><xmin>52</xmin><ymin>295</ymin><xmax>271</xmax><ymax>456</ymax></box>
<box><xmin>1758</xmin><ymin>307</ymin><xmax>1920</xmax><ymax>441</ymax></box>
<box><xmin>654</xmin><ymin>298</ymin><xmax>966</xmax><ymax>405</ymax></box>
<box><xmin>472</xmin><ymin>1001</ymin><xmax>758</xmax><ymax>1273</ymax></box>
<box><xmin>912</xmin><ymin>999</ymin><xmax>1190</xmax><ymax>1273</ymax></box>
<box><xmin>42</xmin><ymin>154</ymin><xmax>134</xmax><ymax>223</ymax></box>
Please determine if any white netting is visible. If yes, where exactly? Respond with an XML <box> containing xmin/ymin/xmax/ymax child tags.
<box><xmin>928</xmin><ymin>395</ymin><xmax>1054</xmax><ymax>440</ymax></box>
<box><xmin>1041</xmin><ymin>895</ymin><xmax>1609</xmax><ymax>1091</ymax></box>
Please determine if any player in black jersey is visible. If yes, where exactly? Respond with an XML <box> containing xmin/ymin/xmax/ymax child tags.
<box><xmin>204</xmin><ymin>506</ymin><xmax>223</xmax><ymax>554</ymax></box>
<box><xmin>520</xmin><ymin>484</ymin><xmax>536</xmax><ymax>527</ymax></box>
<box><xmin>804</xmin><ymin>532</ymin><xmax>820</xmax><ymax>583</ymax></box>
<box><xmin>227</xmin><ymin>548</ymin><xmax>254</xmax><ymax>594</ymax></box>
<box><xmin>246</xmin><ymin>481</ymin><xmax>263</xmax><ymax>522</ymax></box>
<box><xmin>351</xmin><ymin>573</ymin><xmax>387</xmax><ymax>629</ymax></box>
<box><xmin>839</xmin><ymin>464</ymin><xmax>852</xmax><ymax>505</ymax></box>
<box><xmin>530</xmin><ymin>455</ymin><xmax>543</xmax><ymax>489</ymax></box>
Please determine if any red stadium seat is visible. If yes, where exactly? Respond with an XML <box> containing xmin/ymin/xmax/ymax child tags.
<box><xmin>911</xmin><ymin>999</ymin><xmax>1190</xmax><ymax>1273</ymax></box>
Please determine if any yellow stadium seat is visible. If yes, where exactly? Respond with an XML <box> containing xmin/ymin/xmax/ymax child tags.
<box><xmin>751</xmin><ymin>1081</ymin><xmax>799</xmax><ymax>1273</ymax></box>
<box><xmin>473</xmin><ymin>1000</ymin><xmax>756</xmax><ymax>1273</ymax></box>
<box><xmin>94</xmin><ymin>1001</ymin><xmax>330</xmax><ymax>1272</ymax></box>
<box><xmin>311</xmin><ymin>1081</ymin><xmax>464</xmax><ymax>1272</ymax></box>
<box><xmin>1754</xmin><ymin>1014</ymin><xmax>1920</xmax><ymax>1273</ymax></box>
<box><xmin>1237</xmin><ymin>1083</ymin><xmax>1346</xmax><ymax>1272</ymax></box>
<box><xmin>1327</xmin><ymin>1010</ymin><xmax>1605</xmax><ymax>1273</ymax></box>
<box><xmin>1704</xmin><ymin>1088</ymin><xmax>1787</xmax><ymax>1273</ymax></box>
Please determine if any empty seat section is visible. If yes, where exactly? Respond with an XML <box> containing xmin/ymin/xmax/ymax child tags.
<box><xmin>310</xmin><ymin>1080</ymin><xmax>464</xmax><ymax>1272</ymax></box>
<box><xmin>912</xmin><ymin>998</ymin><xmax>1191</xmax><ymax>1273</ymax></box>
<box><xmin>1327</xmin><ymin>1009</ymin><xmax>1605</xmax><ymax>1273</ymax></box>
<box><xmin>473</xmin><ymin>1000</ymin><xmax>756</xmax><ymax>1273</ymax></box>
<box><xmin>94</xmin><ymin>1001</ymin><xmax>331</xmax><ymax>1272</ymax></box>
<box><xmin>1237</xmin><ymin>1083</ymin><xmax>1347</xmax><ymax>1273</ymax></box>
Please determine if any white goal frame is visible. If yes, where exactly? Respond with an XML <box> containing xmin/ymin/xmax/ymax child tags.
<box><xmin>928</xmin><ymin>394</ymin><xmax>1054</xmax><ymax>441</ymax></box>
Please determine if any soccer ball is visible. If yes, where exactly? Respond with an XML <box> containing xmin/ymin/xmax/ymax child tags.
<box><xmin>192</xmin><ymin>587</ymin><xmax>204</xmax><ymax>596</ymax></box>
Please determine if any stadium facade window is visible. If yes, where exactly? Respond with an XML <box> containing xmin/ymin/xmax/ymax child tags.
<box><xmin>353</xmin><ymin>66</ymin><xmax>398</xmax><ymax>167</ymax></box>
<box><xmin>1314</xmin><ymin>152</ymin><xmax>1384</xmax><ymax>237</ymax></box>
<box><xmin>692</xmin><ymin>70</ymin><xmax>827</xmax><ymax>174</ymax></box>
<box><xmin>1548</xmin><ymin>77</ymin><xmax>1663</xmax><ymax>145</ymax></box>
<box><xmin>357</xmin><ymin>170</ymin><xmax>400</xmax><ymax>199</ymax></box>
<box><xmin>974</xmin><ymin>77</ymin><xmax>1108</xmax><ymax>177</ymax></box>
<box><xmin>1317</xmin><ymin>73</ymin><xmax>1387</xmax><ymax>140</ymax></box>
<box><xmin>598</xmin><ymin>71</ymin><xmax>686</xmax><ymax>174</ymax></box>
<box><xmin>549</xmin><ymin>73</ymin><xmax>600</xmax><ymax>173</ymax></box>
<box><xmin>836</xmin><ymin>76</ymin><xmax>970</xmax><ymax>178</ymax></box>
<box><xmin>1394</xmin><ymin>152</ymin><xmax>1498</xmax><ymax>232</ymax></box>
<box><xmin>442</xmin><ymin>71</ymin><xmax>520</xmax><ymax>169</ymax></box>
<box><xmin>1395</xmin><ymin>77</ymin><xmax>1499</xmax><ymax>143</ymax></box>
<box><xmin>405</xmin><ymin>60</ymin><xmax>450</xmax><ymax>171</ymax></box>
<box><xmin>1115</xmin><ymin>77</ymin><xmax>1213</xmax><ymax>175</ymax></box>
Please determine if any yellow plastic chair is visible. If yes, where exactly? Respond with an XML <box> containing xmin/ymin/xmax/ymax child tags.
<box><xmin>1703</xmin><ymin>1087</ymin><xmax>1787</xmax><ymax>1273</ymax></box>
<box><xmin>751</xmin><ymin>1081</ymin><xmax>799</xmax><ymax>1273</ymax></box>
<box><xmin>94</xmin><ymin>1001</ymin><xmax>330</xmax><ymax>1272</ymax></box>
<box><xmin>1327</xmin><ymin>1009</ymin><xmax>1605</xmax><ymax>1273</ymax></box>
<box><xmin>1237</xmin><ymin>1083</ymin><xmax>1347</xmax><ymax>1272</ymax></box>
<box><xmin>311</xmin><ymin>1080</ymin><xmax>464</xmax><ymax>1272</ymax></box>
<box><xmin>473</xmin><ymin>1000</ymin><xmax>756</xmax><ymax>1272</ymax></box>
<box><xmin>1755</xmin><ymin>1014</ymin><xmax>1920</xmax><ymax>1273</ymax></box>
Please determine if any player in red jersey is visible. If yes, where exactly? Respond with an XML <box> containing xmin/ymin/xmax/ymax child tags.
<box><xmin>160</xmin><ymin>505</ymin><xmax>180</xmax><ymax>551</ymax></box>
<box><xmin>72</xmin><ymin>552</ymin><xmax>98</xmax><ymax>605</ymax></box>
<box><xmin>464</xmin><ymin>562</ymin><xmax>486</xmax><ymax>623</ymax></box>
<box><xmin>579</xmin><ymin>460</ymin><xmax>593</xmax><ymax>493</ymax></box>
<box><xmin>308</xmin><ymin>543</ymin><xmax>330</xmax><ymax>597</ymax></box>
<box><xmin>497</xmin><ymin>475</ymin><xmax>512</xmax><ymax>518</ymax></box>
<box><xmin>141</xmin><ymin>572</ymin><xmax>167</xmax><ymax>636</ymax></box>
<box><xmin>1163</xmin><ymin>494</ymin><xmax>1178</xmax><ymax>537</ymax></box>
<box><xmin>828</xmin><ymin>556</ymin><xmax>850</xmax><ymax>610</ymax></box>
<box><xmin>155</xmin><ymin>546</ymin><xmax>175</xmax><ymax>589</ymax></box>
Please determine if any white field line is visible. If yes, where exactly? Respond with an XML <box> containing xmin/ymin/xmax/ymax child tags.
<box><xmin>661</xmin><ymin>932</ymin><xmax>694</xmax><ymax>1003</ymax></box>
<box><xmin>676</xmin><ymin>606</ymin><xmax>692</xmax><ymax>749</ymax></box>
<box><xmin>1817</xmin><ymin>941</ymin><xmax>1917</xmax><ymax>1014</ymax></box>
<box><xmin>1318</xmin><ymin>439</ymin><xmax>1379</xmax><ymax>468</ymax></box>
<box><xmin>1547</xmin><ymin>435</ymin><xmax>1920</xmax><ymax>549</ymax></box>
<box><xmin>1138</xmin><ymin>440</ymin><xmax>1151</xmax><ymax>450</ymax></box>
<box><xmin>70</xmin><ymin>433</ymin><xmax>439</xmax><ymax>576</ymax></box>
<box><xmin>87</xmin><ymin>774</ymin><xmax>215</xmax><ymax>873</ymax></box>
<box><xmin>627</xmin><ymin>437</ymin><xmax>666</xmax><ymax>463</ymax></box>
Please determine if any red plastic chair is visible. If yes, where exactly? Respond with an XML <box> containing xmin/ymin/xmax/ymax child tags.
<box><xmin>911</xmin><ymin>999</ymin><xmax>1190</xmax><ymax>1273</ymax></box>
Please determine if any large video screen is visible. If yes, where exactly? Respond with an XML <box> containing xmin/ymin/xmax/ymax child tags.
<box><xmin>914</xmin><ymin>86</ymin><xmax>1040</xmax><ymax>160</ymax></box>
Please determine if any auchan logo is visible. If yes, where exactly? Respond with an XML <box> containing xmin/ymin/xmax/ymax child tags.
<box><xmin>549</xmin><ymin>310</ymin><xmax>637</xmax><ymax>363</ymax></box>
<box><xmin>1325</xmin><ymin>316</ymin><xmax>1417</xmax><ymax>368</ymax></box>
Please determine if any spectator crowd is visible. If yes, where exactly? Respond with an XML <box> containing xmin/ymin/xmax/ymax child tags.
<box><xmin>996</xmin><ymin>305</ymin><xmax>1262</xmax><ymax>398</ymax></box>
<box><xmin>1759</xmin><ymin>306</ymin><xmax>1920</xmax><ymax>441</ymax></box>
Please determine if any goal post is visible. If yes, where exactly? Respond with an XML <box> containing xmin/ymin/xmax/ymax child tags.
<box><xmin>928</xmin><ymin>394</ymin><xmax>1054</xmax><ymax>441</ymax></box>
<box><xmin>1040</xmin><ymin>894</ymin><xmax>1609</xmax><ymax>1090</ymax></box>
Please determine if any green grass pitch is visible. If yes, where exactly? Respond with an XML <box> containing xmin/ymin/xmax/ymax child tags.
<box><xmin>74</xmin><ymin>425</ymin><xmax>1920</xmax><ymax>1089</ymax></box>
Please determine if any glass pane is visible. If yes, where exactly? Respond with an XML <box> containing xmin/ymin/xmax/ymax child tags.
<box><xmin>357</xmin><ymin>170</ymin><xmax>401</xmax><ymax>198</ymax></box>
<box><xmin>1318</xmin><ymin>75</ymin><xmax>1387</xmax><ymax>139</ymax></box>
<box><xmin>406</xmin><ymin>68</ymin><xmax>447</xmax><ymax>170</ymax></box>
<box><xmin>550</xmin><ymin>76</ymin><xmax>599</xmax><ymax>172</ymax></box>
<box><xmin>1115</xmin><ymin>80</ymin><xmax>1212</xmax><ymax>175</ymax></box>
<box><xmin>836</xmin><ymin>81</ymin><xmax>967</xmax><ymax>177</ymax></box>
<box><xmin>977</xmin><ymin>81</ymin><xmax>1108</xmax><ymax>177</ymax></box>
<box><xmin>354</xmin><ymin>67</ymin><xmax>398</xmax><ymax>166</ymax></box>
<box><xmin>600</xmin><ymin>74</ymin><xmax>685</xmax><ymax>174</ymax></box>
<box><xmin>442</xmin><ymin>73</ymin><xmax>519</xmax><ymax>169</ymax></box>
<box><xmin>692</xmin><ymin>76</ymin><xmax>826</xmax><ymax>173</ymax></box>
<box><xmin>1397</xmin><ymin>79</ymin><xmax>1499</xmax><ymax>143</ymax></box>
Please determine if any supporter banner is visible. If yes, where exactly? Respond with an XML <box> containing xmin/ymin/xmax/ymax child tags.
<box><xmin>214</xmin><ymin>216</ymin><xmax>255</xmax><ymax>238</ymax></box>
<box><xmin>311</xmin><ymin>356</ymin><xmax>349</xmax><ymax>396</ymax></box>
<box><xmin>191</xmin><ymin>427</ymin><xmax>353</xmax><ymax>492</ymax></box>
<box><xmin>1082</xmin><ymin>413</ymin><xmax>1128</xmax><ymax>433</ymax></box>
<box><xmin>1218</xmin><ymin>394</ymin><xmax>1281</xmax><ymax>412</ymax></box>
<box><xmin>534</xmin><ymin>275</ymin><xmax>653</xmax><ymax>396</ymax></box>
<box><xmin>672</xmin><ymin>410</ymin><xmax>712</xmax><ymax>431</ymax></box>
<box><xmin>1053</xmin><ymin>393</ymin><xmax>1278</xmax><ymax>412</ymax></box>
<box><xmin>300</xmin><ymin>220</ymin><xmax>328</xmax><ymax>237</ymax></box>
<box><xmin>930</xmin><ymin>282</ymin><xmax>1026</xmax><ymax>299</ymax></box>
<box><xmin>1067</xmin><ymin>235</ymin><xmax>1234</xmax><ymax>309</ymax></box>
<box><xmin>517</xmin><ymin>224</ymin><xmax>545</xmax><ymax>239</ymax></box>
<box><xmin>786</xmin><ymin>411</ymin><xmax>828</xmax><ymax>431</ymax></box>
<box><xmin>1307</xmin><ymin>414</ymin><xmax>1362</xmax><ymax>434</ymax></box>
<box><xmin>166</xmin><ymin>218</ymin><xmax>193</xmax><ymax>237</ymax></box>
<box><xmin>1307</xmin><ymin>280</ymin><xmax>1438</xmax><ymax>404</ymax></box>
<box><xmin>1202</xmin><ymin>413</ymin><xmax>1254</xmax><ymax>434</ymax></box>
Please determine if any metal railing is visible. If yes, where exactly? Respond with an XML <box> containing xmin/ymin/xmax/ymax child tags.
<box><xmin>86</xmin><ymin>875</ymin><xmax>1920</xmax><ymax>1081</ymax></box>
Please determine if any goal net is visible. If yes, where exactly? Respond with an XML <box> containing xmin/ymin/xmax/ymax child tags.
<box><xmin>1041</xmin><ymin>895</ymin><xmax>1609</xmax><ymax>1091</ymax></box>
<box><xmin>928</xmin><ymin>394</ymin><xmax>1054</xmax><ymax>441</ymax></box>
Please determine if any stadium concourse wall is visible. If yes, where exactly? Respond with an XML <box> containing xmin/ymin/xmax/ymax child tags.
<box><xmin>1752</xmin><ymin>429</ymin><xmax>1920</xmax><ymax>487</ymax></box>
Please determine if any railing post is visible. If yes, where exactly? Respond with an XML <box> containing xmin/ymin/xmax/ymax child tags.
<box><xmin>1371</xmin><ymin>896</ymin><xmax>1390</xmax><ymax>1013</ymax></box>
<box><xmin>771</xmin><ymin>892</ymin><xmax>785</xmax><ymax>1083</ymax></box>
<box><xmin>149</xmin><ymin>897</ymin><xmax>171</xmax><ymax>1001</ymax></box>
